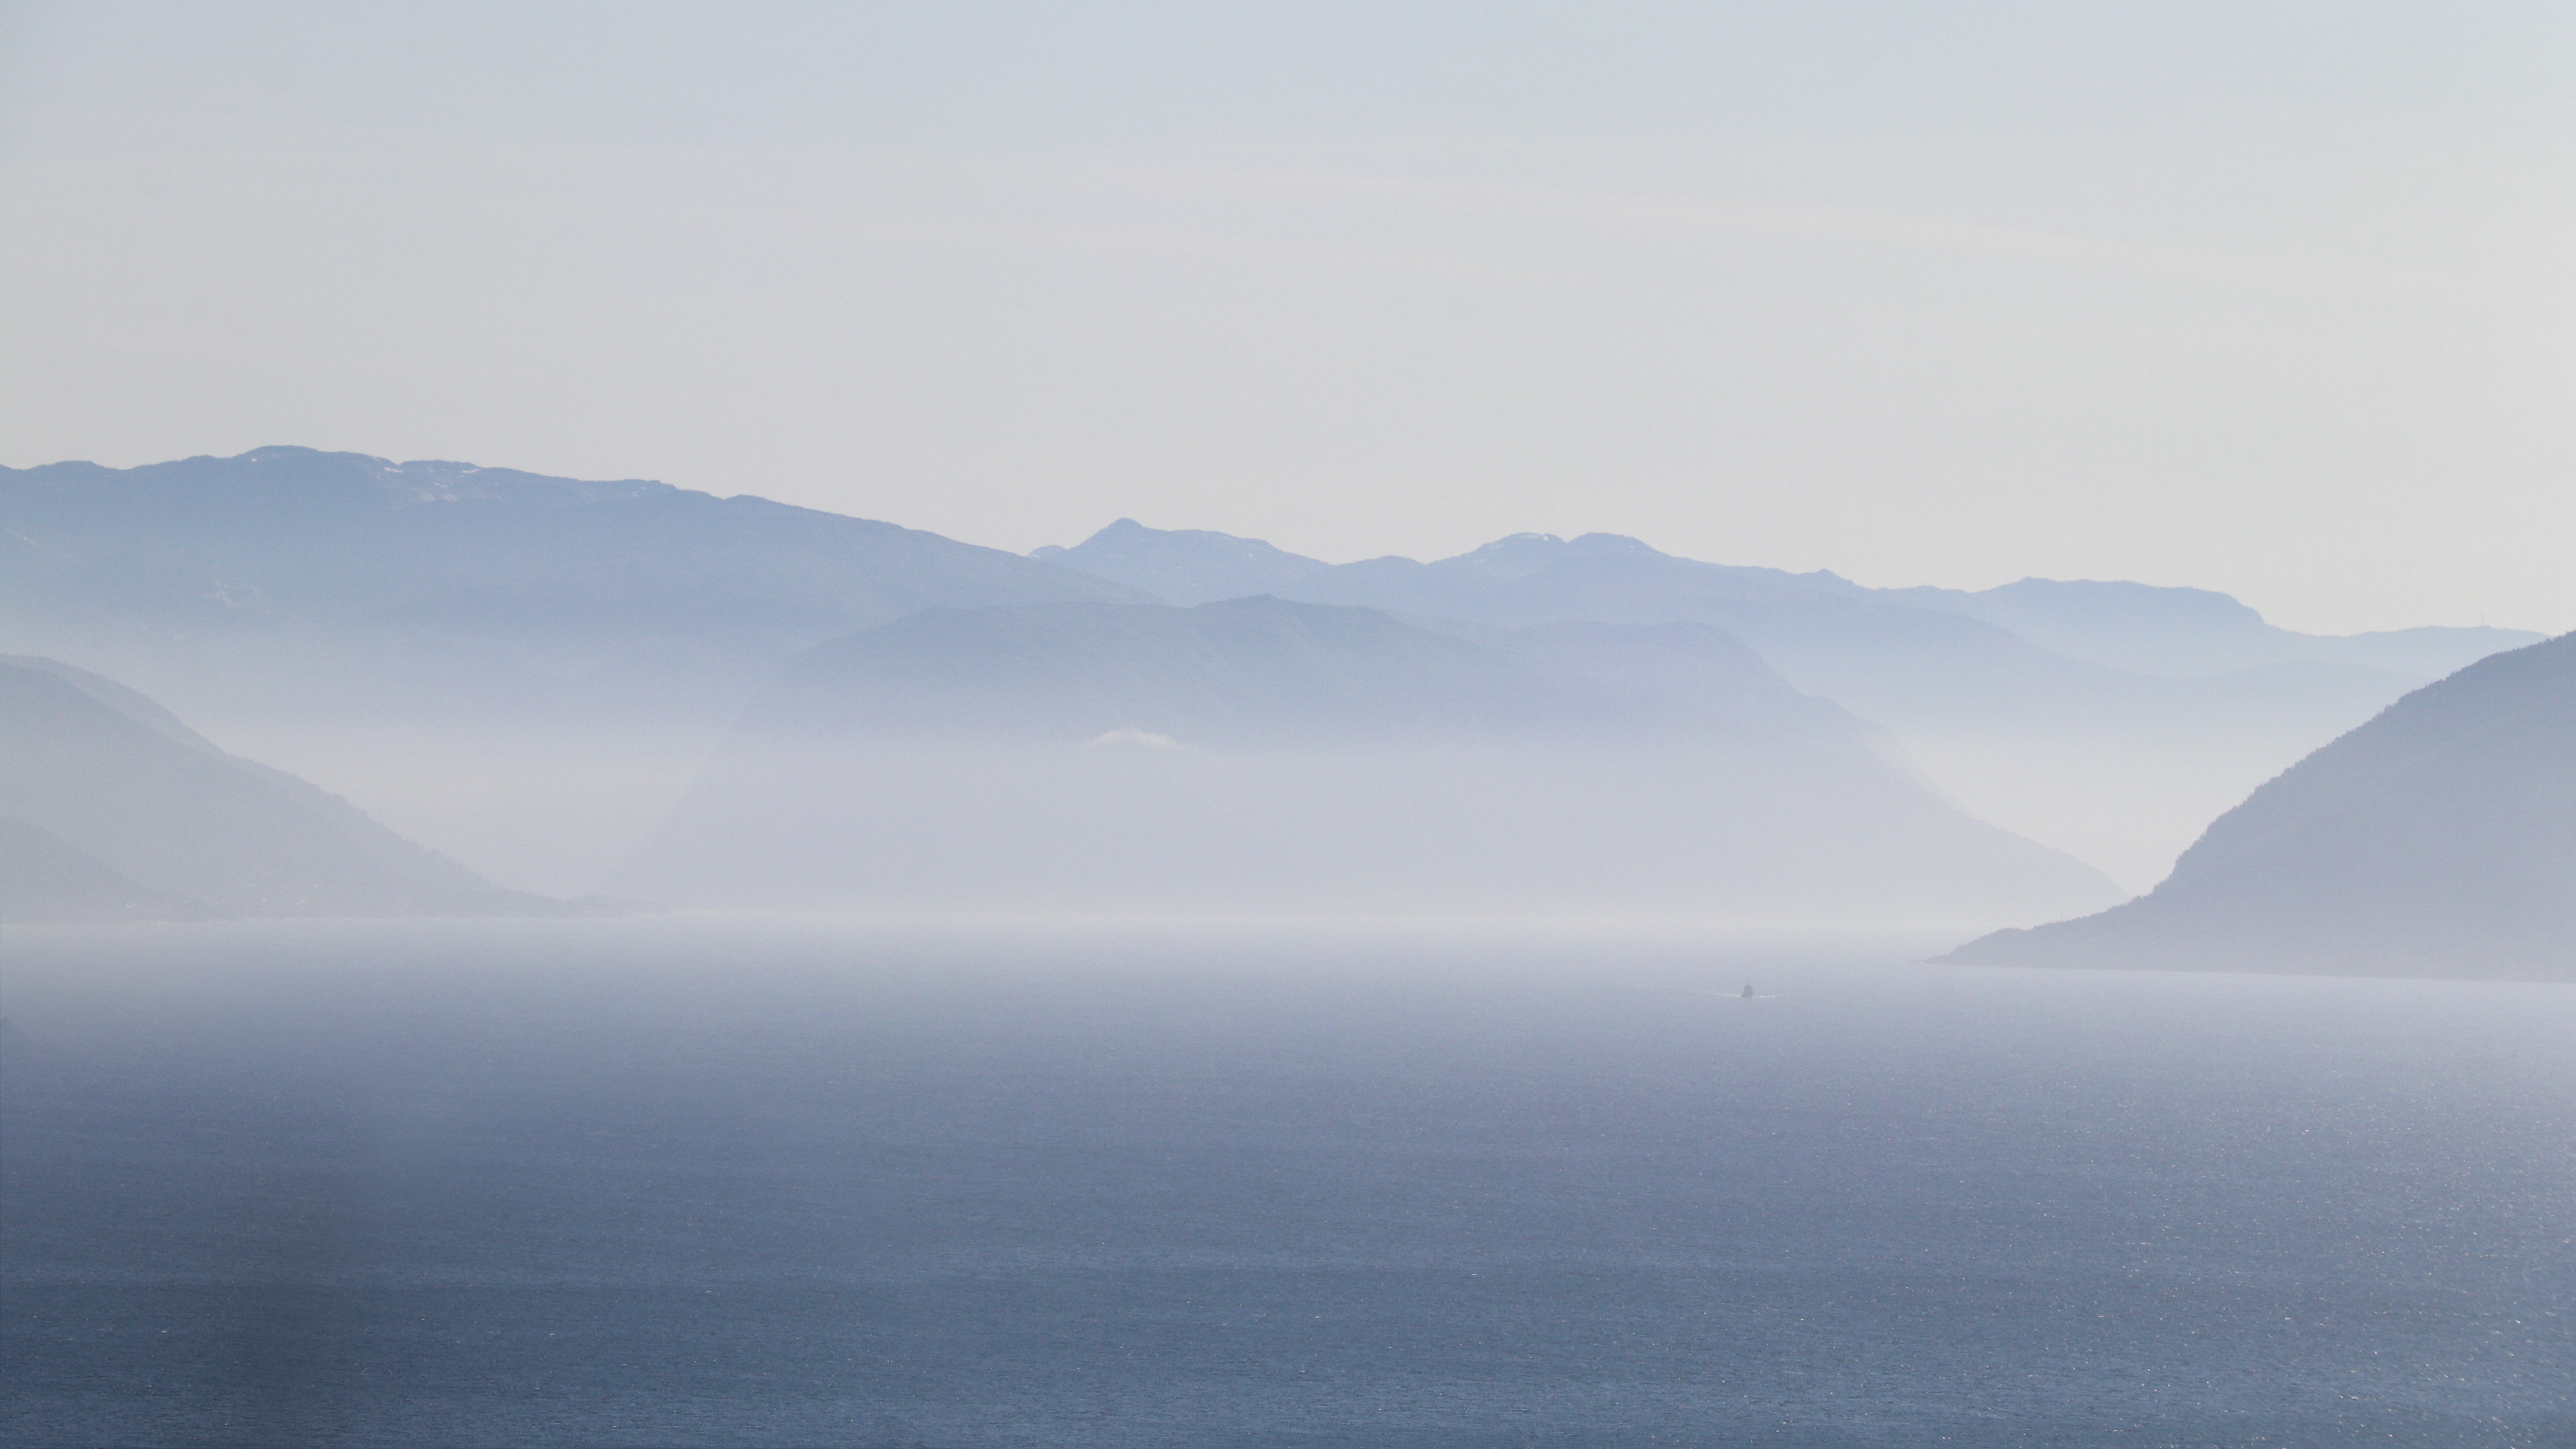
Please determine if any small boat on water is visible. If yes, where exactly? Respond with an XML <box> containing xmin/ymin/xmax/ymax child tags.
<box><xmin>1739</xmin><ymin>983</ymin><xmax>1756</xmax><ymax>999</ymax></box>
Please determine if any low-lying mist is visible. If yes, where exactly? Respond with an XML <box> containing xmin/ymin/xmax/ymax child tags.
<box><xmin>615</xmin><ymin>735</ymin><xmax>2117</xmax><ymax>922</ymax></box>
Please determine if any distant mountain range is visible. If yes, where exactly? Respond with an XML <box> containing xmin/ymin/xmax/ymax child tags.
<box><xmin>1031</xmin><ymin>521</ymin><xmax>2540</xmax><ymax>887</ymax></box>
<box><xmin>616</xmin><ymin>596</ymin><xmax>2121</xmax><ymax>920</ymax></box>
<box><xmin>0</xmin><ymin>656</ymin><xmax>593</xmax><ymax>921</ymax></box>
<box><xmin>1036</xmin><ymin>519</ymin><xmax>2533</xmax><ymax>679</ymax></box>
<box><xmin>2</xmin><ymin>450</ymin><xmax>2549</xmax><ymax>907</ymax></box>
<box><xmin>1944</xmin><ymin>632</ymin><xmax>2576</xmax><ymax>981</ymax></box>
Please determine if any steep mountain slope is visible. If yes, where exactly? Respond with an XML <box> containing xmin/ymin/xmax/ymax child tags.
<box><xmin>616</xmin><ymin>598</ymin><xmax>2119</xmax><ymax>921</ymax></box>
<box><xmin>1944</xmin><ymin>633</ymin><xmax>2576</xmax><ymax>980</ymax></box>
<box><xmin>0</xmin><ymin>657</ymin><xmax>572</xmax><ymax>920</ymax></box>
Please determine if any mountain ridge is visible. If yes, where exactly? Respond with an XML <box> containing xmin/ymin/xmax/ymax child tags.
<box><xmin>3</xmin><ymin>446</ymin><xmax>1152</xmax><ymax>640</ymax></box>
<box><xmin>1033</xmin><ymin>519</ymin><xmax>2537</xmax><ymax>677</ymax></box>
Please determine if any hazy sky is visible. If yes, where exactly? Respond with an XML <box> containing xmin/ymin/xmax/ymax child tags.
<box><xmin>4</xmin><ymin>3</ymin><xmax>2569</xmax><ymax>633</ymax></box>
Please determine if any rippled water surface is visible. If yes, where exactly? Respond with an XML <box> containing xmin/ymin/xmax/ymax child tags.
<box><xmin>4</xmin><ymin>917</ymin><xmax>2570</xmax><ymax>1446</ymax></box>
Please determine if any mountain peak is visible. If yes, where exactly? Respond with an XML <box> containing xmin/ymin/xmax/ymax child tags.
<box><xmin>1433</xmin><ymin>531</ymin><xmax>1667</xmax><ymax>583</ymax></box>
<box><xmin>1033</xmin><ymin>519</ymin><xmax>1331</xmax><ymax>605</ymax></box>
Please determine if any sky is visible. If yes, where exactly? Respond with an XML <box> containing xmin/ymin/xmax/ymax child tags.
<box><xmin>3</xmin><ymin>2</ymin><xmax>2570</xmax><ymax>635</ymax></box>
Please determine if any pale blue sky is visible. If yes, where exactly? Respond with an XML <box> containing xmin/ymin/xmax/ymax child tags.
<box><xmin>4</xmin><ymin>3</ymin><xmax>2570</xmax><ymax>632</ymax></box>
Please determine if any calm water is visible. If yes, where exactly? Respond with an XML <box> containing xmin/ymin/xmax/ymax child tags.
<box><xmin>3</xmin><ymin>917</ymin><xmax>2570</xmax><ymax>1447</ymax></box>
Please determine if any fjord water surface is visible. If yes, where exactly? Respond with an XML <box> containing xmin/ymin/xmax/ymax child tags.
<box><xmin>3</xmin><ymin>918</ymin><xmax>2569</xmax><ymax>1447</ymax></box>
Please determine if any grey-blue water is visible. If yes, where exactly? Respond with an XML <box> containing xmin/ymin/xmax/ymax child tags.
<box><xmin>3</xmin><ymin>917</ymin><xmax>2570</xmax><ymax>1448</ymax></box>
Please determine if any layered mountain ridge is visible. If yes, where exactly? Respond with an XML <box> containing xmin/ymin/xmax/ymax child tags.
<box><xmin>5</xmin><ymin>450</ymin><xmax>2548</xmax><ymax>915</ymax></box>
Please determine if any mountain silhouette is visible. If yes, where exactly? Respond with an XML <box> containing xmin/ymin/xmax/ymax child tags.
<box><xmin>616</xmin><ymin>597</ymin><xmax>2120</xmax><ymax>920</ymax></box>
<box><xmin>1942</xmin><ymin>632</ymin><xmax>2576</xmax><ymax>980</ymax></box>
